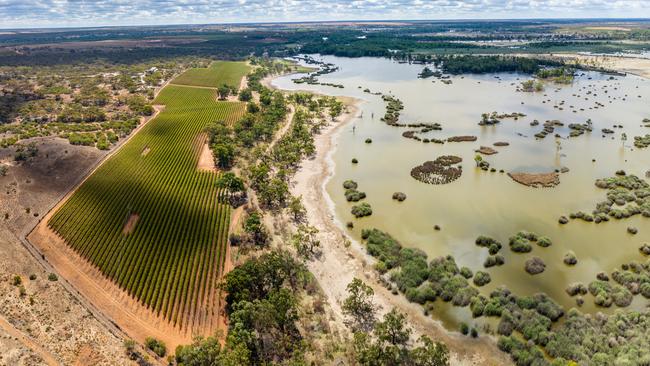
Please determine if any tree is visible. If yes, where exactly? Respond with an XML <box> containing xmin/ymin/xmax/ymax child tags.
<box><xmin>287</xmin><ymin>195</ymin><xmax>306</xmax><ymax>222</ymax></box>
<box><xmin>474</xmin><ymin>154</ymin><xmax>483</xmax><ymax>167</ymax></box>
<box><xmin>218</xmin><ymin>84</ymin><xmax>231</xmax><ymax>100</ymax></box>
<box><xmin>211</xmin><ymin>142</ymin><xmax>235</xmax><ymax>169</ymax></box>
<box><xmin>375</xmin><ymin>309</ymin><xmax>411</xmax><ymax>348</ymax></box>
<box><xmin>144</xmin><ymin>337</ymin><xmax>167</xmax><ymax>357</ymax></box>
<box><xmin>175</xmin><ymin>335</ymin><xmax>222</xmax><ymax>366</ymax></box>
<box><xmin>291</xmin><ymin>224</ymin><xmax>320</xmax><ymax>259</ymax></box>
<box><xmin>216</xmin><ymin>172</ymin><xmax>245</xmax><ymax>194</ymax></box>
<box><xmin>217</xmin><ymin>172</ymin><xmax>247</xmax><ymax>207</ymax></box>
<box><xmin>238</xmin><ymin>88</ymin><xmax>253</xmax><ymax>102</ymax></box>
<box><xmin>343</xmin><ymin>278</ymin><xmax>377</xmax><ymax>332</ymax></box>
<box><xmin>242</xmin><ymin>211</ymin><xmax>268</xmax><ymax>247</ymax></box>
<box><xmin>410</xmin><ymin>336</ymin><xmax>450</xmax><ymax>366</ymax></box>
<box><xmin>354</xmin><ymin>308</ymin><xmax>449</xmax><ymax>366</ymax></box>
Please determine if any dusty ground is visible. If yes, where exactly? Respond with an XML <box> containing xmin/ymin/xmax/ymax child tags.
<box><xmin>508</xmin><ymin>172</ymin><xmax>560</xmax><ymax>188</ymax></box>
<box><xmin>558</xmin><ymin>53</ymin><xmax>650</xmax><ymax>79</ymax></box>
<box><xmin>197</xmin><ymin>134</ymin><xmax>217</xmax><ymax>173</ymax></box>
<box><xmin>0</xmin><ymin>138</ymin><xmax>133</xmax><ymax>365</ymax></box>
<box><xmin>516</xmin><ymin>52</ymin><xmax>650</xmax><ymax>80</ymax></box>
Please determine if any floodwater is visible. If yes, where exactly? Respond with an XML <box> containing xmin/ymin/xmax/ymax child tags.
<box><xmin>272</xmin><ymin>55</ymin><xmax>650</xmax><ymax>329</ymax></box>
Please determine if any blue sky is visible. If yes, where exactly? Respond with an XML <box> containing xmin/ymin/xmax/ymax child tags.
<box><xmin>1</xmin><ymin>0</ymin><xmax>649</xmax><ymax>28</ymax></box>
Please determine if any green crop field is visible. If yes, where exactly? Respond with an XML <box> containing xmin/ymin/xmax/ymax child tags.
<box><xmin>48</xmin><ymin>84</ymin><xmax>245</xmax><ymax>332</ymax></box>
<box><xmin>170</xmin><ymin>61</ymin><xmax>251</xmax><ymax>88</ymax></box>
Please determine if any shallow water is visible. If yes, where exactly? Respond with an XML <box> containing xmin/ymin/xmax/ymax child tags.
<box><xmin>273</xmin><ymin>55</ymin><xmax>650</xmax><ymax>329</ymax></box>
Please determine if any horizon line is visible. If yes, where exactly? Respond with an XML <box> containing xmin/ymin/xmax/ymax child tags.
<box><xmin>2</xmin><ymin>16</ymin><xmax>650</xmax><ymax>32</ymax></box>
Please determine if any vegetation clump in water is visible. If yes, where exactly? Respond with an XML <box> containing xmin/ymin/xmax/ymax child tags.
<box><xmin>509</xmin><ymin>231</ymin><xmax>538</xmax><ymax>253</ymax></box>
<box><xmin>410</xmin><ymin>155</ymin><xmax>462</xmax><ymax>185</ymax></box>
<box><xmin>475</xmin><ymin>235</ymin><xmax>503</xmax><ymax>255</ymax></box>
<box><xmin>484</xmin><ymin>255</ymin><xmax>505</xmax><ymax>268</ymax></box>
<box><xmin>392</xmin><ymin>192</ymin><xmax>407</xmax><ymax>201</ymax></box>
<box><xmin>342</xmin><ymin>180</ymin><xmax>358</xmax><ymax>190</ymax></box>
<box><xmin>525</xmin><ymin>257</ymin><xmax>546</xmax><ymax>275</ymax></box>
<box><xmin>569</xmin><ymin>173</ymin><xmax>650</xmax><ymax>222</ymax></box>
<box><xmin>473</xmin><ymin>271</ymin><xmax>491</xmax><ymax>286</ymax></box>
<box><xmin>633</xmin><ymin>134</ymin><xmax>650</xmax><ymax>148</ymax></box>
<box><xmin>447</xmin><ymin>135</ymin><xmax>477</xmax><ymax>142</ymax></box>
<box><xmin>345</xmin><ymin>189</ymin><xmax>366</xmax><ymax>202</ymax></box>
<box><xmin>563</xmin><ymin>251</ymin><xmax>578</xmax><ymax>265</ymax></box>
<box><xmin>478</xmin><ymin>112</ymin><xmax>526</xmax><ymax>126</ymax></box>
<box><xmin>351</xmin><ymin>202</ymin><xmax>372</xmax><ymax>218</ymax></box>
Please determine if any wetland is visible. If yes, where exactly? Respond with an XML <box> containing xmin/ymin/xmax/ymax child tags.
<box><xmin>272</xmin><ymin>55</ymin><xmax>650</xmax><ymax>331</ymax></box>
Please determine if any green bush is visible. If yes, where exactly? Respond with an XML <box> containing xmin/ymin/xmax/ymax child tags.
<box><xmin>473</xmin><ymin>271</ymin><xmax>491</xmax><ymax>286</ymax></box>
<box><xmin>351</xmin><ymin>203</ymin><xmax>373</xmax><ymax>218</ymax></box>
<box><xmin>460</xmin><ymin>322</ymin><xmax>469</xmax><ymax>335</ymax></box>
<box><xmin>144</xmin><ymin>337</ymin><xmax>167</xmax><ymax>357</ymax></box>
<box><xmin>343</xmin><ymin>180</ymin><xmax>358</xmax><ymax>189</ymax></box>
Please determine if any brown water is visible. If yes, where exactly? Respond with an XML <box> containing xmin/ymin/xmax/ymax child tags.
<box><xmin>272</xmin><ymin>55</ymin><xmax>650</xmax><ymax>329</ymax></box>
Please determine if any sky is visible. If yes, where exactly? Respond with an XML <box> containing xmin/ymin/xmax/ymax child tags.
<box><xmin>1</xmin><ymin>0</ymin><xmax>649</xmax><ymax>29</ymax></box>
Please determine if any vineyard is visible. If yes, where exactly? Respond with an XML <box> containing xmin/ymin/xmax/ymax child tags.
<box><xmin>48</xmin><ymin>84</ymin><xmax>245</xmax><ymax>334</ymax></box>
<box><xmin>171</xmin><ymin>61</ymin><xmax>251</xmax><ymax>88</ymax></box>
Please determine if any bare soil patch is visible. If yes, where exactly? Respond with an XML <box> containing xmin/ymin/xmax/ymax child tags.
<box><xmin>508</xmin><ymin>172</ymin><xmax>560</xmax><ymax>188</ymax></box>
<box><xmin>73</xmin><ymin>344</ymin><xmax>103</xmax><ymax>366</ymax></box>
<box><xmin>0</xmin><ymin>138</ymin><xmax>131</xmax><ymax>365</ymax></box>
<box><xmin>141</xmin><ymin>147</ymin><xmax>150</xmax><ymax>156</ymax></box>
<box><xmin>475</xmin><ymin>146</ymin><xmax>498</xmax><ymax>155</ymax></box>
<box><xmin>197</xmin><ymin>139</ymin><xmax>217</xmax><ymax>173</ymax></box>
<box><xmin>122</xmin><ymin>213</ymin><xmax>140</xmax><ymax>235</ymax></box>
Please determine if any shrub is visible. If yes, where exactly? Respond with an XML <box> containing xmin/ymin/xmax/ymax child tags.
<box><xmin>392</xmin><ymin>192</ymin><xmax>407</xmax><ymax>201</ymax></box>
<box><xmin>460</xmin><ymin>267</ymin><xmax>473</xmax><ymax>279</ymax></box>
<box><xmin>537</xmin><ymin>236</ymin><xmax>552</xmax><ymax>247</ymax></box>
<box><xmin>351</xmin><ymin>203</ymin><xmax>373</xmax><ymax>218</ymax></box>
<box><xmin>343</xmin><ymin>180</ymin><xmax>358</xmax><ymax>189</ymax></box>
<box><xmin>12</xmin><ymin>275</ymin><xmax>22</xmax><ymax>286</ymax></box>
<box><xmin>525</xmin><ymin>257</ymin><xmax>546</xmax><ymax>275</ymax></box>
<box><xmin>473</xmin><ymin>271</ymin><xmax>491</xmax><ymax>286</ymax></box>
<box><xmin>47</xmin><ymin>273</ymin><xmax>58</xmax><ymax>281</ymax></box>
<box><xmin>460</xmin><ymin>322</ymin><xmax>469</xmax><ymax>335</ymax></box>
<box><xmin>470</xmin><ymin>296</ymin><xmax>487</xmax><ymax>317</ymax></box>
<box><xmin>361</xmin><ymin>229</ymin><xmax>401</xmax><ymax>270</ymax></box>
<box><xmin>563</xmin><ymin>251</ymin><xmax>578</xmax><ymax>265</ymax></box>
<box><xmin>345</xmin><ymin>189</ymin><xmax>367</xmax><ymax>202</ymax></box>
<box><xmin>144</xmin><ymin>337</ymin><xmax>167</xmax><ymax>357</ymax></box>
<box><xmin>509</xmin><ymin>235</ymin><xmax>532</xmax><ymax>253</ymax></box>
<box><xmin>640</xmin><ymin>283</ymin><xmax>650</xmax><ymax>298</ymax></box>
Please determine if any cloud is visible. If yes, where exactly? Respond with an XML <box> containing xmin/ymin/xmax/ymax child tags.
<box><xmin>0</xmin><ymin>0</ymin><xmax>648</xmax><ymax>28</ymax></box>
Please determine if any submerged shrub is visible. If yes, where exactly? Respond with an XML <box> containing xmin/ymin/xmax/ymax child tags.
<box><xmin>473</xmin><ymin>271</ymin><xmax>491</xmax><ymax>286</ymax></box>
<box><xmin>351</xmin><ymin>203</ymin><xmax>373</xmax><ymax>218</ymax></box>
<box><xmin>343</xmin><ymin>180</ymin><xmax>358</xmax><ymax>189</ymax></box>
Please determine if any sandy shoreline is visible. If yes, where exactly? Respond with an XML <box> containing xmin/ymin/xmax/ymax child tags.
<box><xmin>265</xmin><ymin>74</ymin><xmax>512</xmax><ymax>365</ymax></box>
<box><xmin>514</xmin><ymin>52</ymin><xmax>650</xmax><ymax>80</ymax></box>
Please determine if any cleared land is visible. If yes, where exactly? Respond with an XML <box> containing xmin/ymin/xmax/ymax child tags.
<box><xmin>171</xmin><ymin>61</ymin><xmax>251</xmax><ymax>88</ymax></box>
<box><xmin>45</xmin><ymin>83</ymin><xmax>245</xmax><ymax>336</ymax></box>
